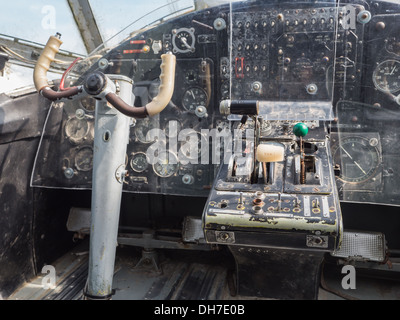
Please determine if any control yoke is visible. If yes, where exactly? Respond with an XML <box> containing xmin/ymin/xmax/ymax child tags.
<box><xmin>33</xmin><ymin>33</ymin><xmax>176</xmax><ymax>118</ymax></box>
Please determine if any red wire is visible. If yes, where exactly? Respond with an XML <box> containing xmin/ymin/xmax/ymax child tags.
<box><xmin>60</xmin><ymin>57</ymin><xmax>82</xmax><ymax>91</ymax></box>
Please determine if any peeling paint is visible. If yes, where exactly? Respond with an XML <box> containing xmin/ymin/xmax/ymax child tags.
<box><xmin>100</xmin><ymin>245</ymin><xmax>105</xmax><ymax>260</ymax></box>
<box><xmin>205</xmin><ymin>213</ymin><xmax>338</xmax><ymax>233</ymax></box>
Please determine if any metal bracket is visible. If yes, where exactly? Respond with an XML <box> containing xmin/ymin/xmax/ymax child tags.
<box><xmin>133</xmin><ymin>248</ymin><xmax>162</xmax><ymax>274</ymax></box>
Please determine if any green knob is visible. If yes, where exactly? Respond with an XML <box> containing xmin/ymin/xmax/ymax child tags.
<box><xmin>293</xmin><ymin>123</ymin><xmax>308</xmax><ymax>137</ymax></box>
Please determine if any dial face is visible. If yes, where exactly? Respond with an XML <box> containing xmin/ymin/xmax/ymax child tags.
<box><xmin>65</xmin><ymin>117</ymin><xmax>89</xmax><ymax>143</ymax></box>
<box><xmin>332</xmin><ymin>136</ymin><xmax>380</xmax><ymax>183</ymax></box>
<box><xmin>185</xmin><ymin>70</ymin><xmax>198</xmax><ymax>84</ymax></box>
<box><xmin>79</xmin><ymin>96</ymin><xmax>96</xmax><ymax>112</ymax></box>
<box><xmin>373</xmin><ymin>60</ymin><xmax>400</xmax><ymax>93</ymax></box>
<box><xmin>153</xmin><ymin>151</ymin><xmax>179</xmax><ymax>178</ymax></box>
<box><xmin>385</xmin><ymin>37</ymin><xmax>400</xmax><ymax>56</ymax></box>
<box><xmin>130</xmin><ymin>152</ymin><xmax>148</xmax><ymax>173</ymax></box>
<box><xmin>172</xmin><ymin>28</ymin><xmax>195</xmax><ymax>53</ymax></box>
<box><xmin>134</xmin><ymin>118</ymin><xmax>158</xmax><ymax>144</ymax></box>
<box><xmin>182</xmin><ymin>87</ymin><xmax>208</xmax><ymax>112</ymax></box>
<box><xmin>180</xmin><ymin>131</ymin><xmax>208</xmax><ymax>161</ymax></box>
<box><xmin>74</xmin><ymin>146</ymin><xmax>93</xmax><ymax>171</ymax></box>
<box><xmin>163</xmin><ymin>119</ymin><xmax>182</xmax><ymax>138</ymax></box>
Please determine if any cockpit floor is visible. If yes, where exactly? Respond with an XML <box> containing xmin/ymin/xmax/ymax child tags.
<box><xmin>7</xmin><ymin>240</ymin><xmax>400</xmax><ymax>300</ymax></box>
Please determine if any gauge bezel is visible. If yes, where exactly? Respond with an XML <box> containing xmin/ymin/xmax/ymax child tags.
<box><xmin>163</xmin><ymin>119</ymin><xmax>182</xmax><ymax>138</ymax></box>
<box><xmin>372</xmin><ymin>59</ymin><xmax>400</xmax><ymax>93</ymax></box>
<box><xmin>74</xmin><ymin>145</ymin><xmax>94</xmax><ymax>172</ymax></box>
<box><xmin>79</xmin><ymin>96</ymin><xmax>96</xmax><ymax>112</ymax></box>
<box><xmin>181</xmin><ymin>86</ymin><xmax>208</xmax><ymax>112</ymax></box>
<box><xmin>130</xmin><ymin>152</ymin><xmax>149</xmax><ymax>173</ymax></box>
<box><xmin>179</xmin><ymin>131</ymin><xmax>208</xmax><ymax>161</ymax></box>
<box><xmin>65</xmin><ymin>116</ymin><xmax>90</xmax><ymax>144</ymax></box>
<box><xmin>185</xmin><ymin>69</ymin><xmax>199</xmax><ymax>84</ymax></box>
<box><xmin>332</xmin><ymin>136</ymin><xmax>381</xmax><ymax>184</ymax></box>
<box><xmin>152</xmin><ymin>151</ymin><xmax>179</xmax><ymax>178</ymax></box>
<box><xmin>172</xmin><ymin>27</ymin><xmax>195</xmax><ymax>54</ymax></box>
<box><xmin>134</xmin><ymin>118</ymin><xmax>158</xmax><ymax>144</ymax></box>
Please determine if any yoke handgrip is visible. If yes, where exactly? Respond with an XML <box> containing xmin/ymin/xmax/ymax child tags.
<box><xmin>105</xmin><ymin>53</ymin><xmax>176</xmax><ymax>118</ymax></box>
<box><xmin>33</xmin><ymin>33</ymin><xmax>81</xmax><ymax>100</ymax></box>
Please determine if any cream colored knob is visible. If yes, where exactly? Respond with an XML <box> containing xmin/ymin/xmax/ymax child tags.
<box><xmin>256</xmin><ymin>142</ymin><xmax>285</xmax><ymax>163</ymax></box>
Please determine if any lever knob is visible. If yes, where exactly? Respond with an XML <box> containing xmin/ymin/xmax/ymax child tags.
<box><xmin>256</xmin><ymin>142</ymin><xmax>285</xmax><ymax>162</ymax></box>
<box><xmin>293</xmin><ymin>122</ymin><xmax>308</xmax><ymax>137</ymax></box>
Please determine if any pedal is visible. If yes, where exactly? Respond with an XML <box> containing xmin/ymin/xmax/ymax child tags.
<box><xmin>331</xmin><ymin>230</ymin><xmax>386</xmax><ymax>262</ymax></box>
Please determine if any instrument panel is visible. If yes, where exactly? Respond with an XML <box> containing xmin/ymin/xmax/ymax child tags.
<box><xmin>31</xmin><ymin>0</ymin><xmax>400</xmax><ymax>206</ymax></box>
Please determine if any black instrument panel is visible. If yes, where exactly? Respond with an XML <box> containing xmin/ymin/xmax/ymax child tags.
<box><xmin>31</xmin><ymin>0</ymin><xmax>400</xmax><ymax>205</ymax></box>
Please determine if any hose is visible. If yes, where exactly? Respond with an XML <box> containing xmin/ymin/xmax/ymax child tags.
<box><xmin>59</xmin><ymin>57</ymin><xmax>82</xmax><ymax>91</ymax></box>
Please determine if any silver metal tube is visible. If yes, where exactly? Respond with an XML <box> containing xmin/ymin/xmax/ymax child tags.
<box><xmin>86</xmin><ymin>75</ymin><xmax>133</xmax><ymax>298</ymax></box>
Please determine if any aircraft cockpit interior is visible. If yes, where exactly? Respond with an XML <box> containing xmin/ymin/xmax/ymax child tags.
<box><xmin>1</xmin><ymin>0</ymin><xmax>400</xmax><ymax>301</ymax></box>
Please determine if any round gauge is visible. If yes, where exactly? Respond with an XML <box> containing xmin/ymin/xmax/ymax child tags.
<box><xmin>185</xmin><ymin>70</ymin><xmax>198</xmax><ymax>84</ymax></box>
<box><xmin>163</xmin><ymin>119</ymin><xmax>182</xmax><ymax>138</ymax></box>
<box><xmin>373</xmin><ymin>60</ymin><xmax>400</xmax><ymax>93</ymax></box>
<box><xmin>65</xmin><ymin>117</ymin><xmax>90</xmax><ymax>144</ymax></box>
<box><xmin>385</xmin><ymin>37</ymin><xmax>400</xmax><ymax>56</ymax></box>
<box><xmin>134</xmin><ymin>118</ymin><xmax>158</xmax><ymax>144</ymax></box>
<box><xmin>130</xmin><ymin>152</ymin><xmax>148</xmax><ymax>173</ymax></box>
<box><xmin>180</xmin><ymin>131</ymin><xmax>208</xmax><ymax>161</ymax></box>
<box><xmin>182</xmin><ymin>87</ymin><xmax>208</xmax><ymax>112</ymax></box>
<box><xmin>332</xmin><ymin>136</ymin><xmax>380</xmax><ymax>183</ymax></box>
<box><xmin>74</xmin><ymin>146</ymin><xmax>93</xmax><ymax>171</ymax></box>
<box><xmin>79</xmin><ymin>96</ymin><xmax>96</xmax><ymax>112</ymax></box>
<box><xmin>172</xmin><ymin>28</ymin><xmax>195</xmax><ymax>53</ymax></box>
<box><xmin>153</xmin><ymin>151</ymin><xmax>179</xmax><ymax>178</ymax></box>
